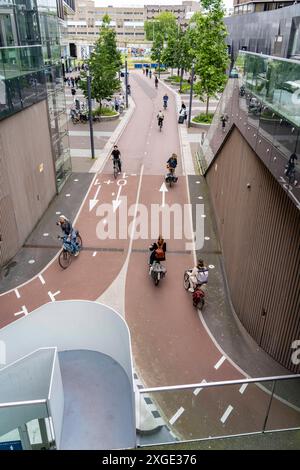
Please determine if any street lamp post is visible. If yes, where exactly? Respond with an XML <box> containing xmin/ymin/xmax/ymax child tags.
<box><xmin>188</xmin><ymin>61</ymin><xmax>195</xmax><ymax>128</ymax></box>
<box><xmin>86</xmin><ymin>69</ymin><xmax>95</xmax><ymax>159</ymax></box>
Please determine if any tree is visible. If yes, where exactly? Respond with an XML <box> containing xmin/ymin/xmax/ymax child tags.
<box><xmin>192</xmin><ymin>1</ymin><xmax>229</xmax><ymax>115</ymax></box>
<box><xmin>145</xmin><ymin>12</ymin><xmax>177</xmax><ymax>42</ymax></box>
<box><xmin>80</xmin><ymin>16</ymin><xmax>121</xmax><ymax>109</ymax></box>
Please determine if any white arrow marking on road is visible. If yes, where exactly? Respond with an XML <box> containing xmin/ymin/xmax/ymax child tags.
<box><xmin>48</xmin><ymin>290</ymin><xmax>61</xmax><ymax>302</ymax></box>
<box><xmin>159</xmin><ymin>182</ymin><xmax>168</xmax><ymax>207</ymax></box>
<box><xmin>14</xmin><ymin>305</ymin><xmax>29</xmax><ymax>317</ymax></box>
<box><xmin>89</xmin><ymin>185</ymin><xmax>101</xmax><ymax>212</ymax></box>
<box><xmin>112</xmin><ymin>185</ymin><xmax>123</xmax><ymax>212</ymax></box>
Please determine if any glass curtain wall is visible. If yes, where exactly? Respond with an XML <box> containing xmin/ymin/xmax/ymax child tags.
<box><xmin>37</xmin><ymin>0</ymin><xmax>71</xmax><ymax>190</ymax></box>
<box><xmin>0</xmin><ymin>0</ymin><xmax>71</xmax><ymax>190</ymax></box>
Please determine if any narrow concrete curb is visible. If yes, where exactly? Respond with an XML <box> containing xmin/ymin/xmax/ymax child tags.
<box><xmin>161</xmin><ymin>79</ymin><xmax>195</xmax><ymax>176</ymax></box>
<box><xmin>89</xmin><ymin>96</ymin><xmax>136</xmax><ymax>173</ymax></box>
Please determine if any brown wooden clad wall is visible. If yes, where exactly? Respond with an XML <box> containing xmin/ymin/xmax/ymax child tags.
<box><xmin>206</xmin><ymin>127</ymin><xmax>300</xmax><ymax>373</ymax></box>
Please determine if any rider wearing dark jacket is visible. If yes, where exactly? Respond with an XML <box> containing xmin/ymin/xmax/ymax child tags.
<box><xmin>149</xmin><ymin>235</ymin><xmax>167</xmax><ymax>266</ymax></box>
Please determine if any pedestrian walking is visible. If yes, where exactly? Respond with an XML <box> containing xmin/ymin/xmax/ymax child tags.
<box><xmin>149</xmin><ymin>69</ymin><xmax>152</xmax><ymax>79</ymax></box>
<box><xmin>220</xmin><ymin>113</ymin><xmax>228</xmax><ymax>132</ymax></box>
<box><xmin>146</xmin><ymin>67</ymin><xmax>149</xmax><ymax>77</ymax></box>
<box><xmin>71</xmin><ymin>87</ymin><xmax>76</xmax><ymax>102</ymax></box>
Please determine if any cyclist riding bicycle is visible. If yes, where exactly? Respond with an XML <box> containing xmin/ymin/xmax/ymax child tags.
<box><xmin>167</xmin><ymin>153</ymin><xmax>178</xmax><ymax>175</ymax></box>
<box><xmin>163</xmin><ymin>94</ymin><xmax>169</xmax><ymax>109</ymax></box>
<box><xmin>57</xmin><ymin>215</ymin><xmax>79</xmax><ymax>256</ymax></box>
<box><xmin>157</xmin><ymin>110</ymin><xmax>164</xmax><ymax>128</ymax></box>
<box><xmin>111</xmin><ymin>145</ymin><xmax>122</xmax><ymax>173</ymax></box>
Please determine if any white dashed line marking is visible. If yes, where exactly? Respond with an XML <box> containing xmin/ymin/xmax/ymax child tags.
<box><xmin>93</xmin><ymin>252</ymin><xmax>97</xmax><ymax>257</ymax></box>
<box><xmin>239</xmin><ymin>384</ymin><xmax>248</xmax><ymax>394</ymax></box>
<box><xmin>214</xmin><ymin>355</ymin><xmax>226</xmax><ymax>370</ymax></box>
<box><xmin>39</xmin><ymin>274</ymin><xmax>46</xmax><ymax>285</ymax></box>
<box><xmin>74</xmin><ymin>179</ymin><xmax>79</xmax><ymax>182</ymax></box>
<box><xmin>28</xmin><ymin>259</ymin><xmax>35</xmax><ymax>264</ymax></box>
<box><xmin>201</xmin><ymin>214</ymin><xmax>206</xmax><ymax>218</ymax></box>
<box><xmin>56</xmin><ymin>211</ymin><xmax>61</xmax><ymax>215</ymax></box>
<box><xmin>66</xmin><ymin>194</ymin><xmax>71</xmax><ymax>197</ymax></box>
<box><xmin>43</xmin><ymin>233</ymin><xmax>49</xmax><ymax>237</ymax></box>
<box><xmin>204</xmin><ymin>236</ymin><xmax>210</xmax><ymax>240</ymax></box>
<box><xmin>15</xmin><ymin>289</ymin><xmax>21</xmax><ymax>299</ymax></box>
<box><xmin>193</xmin><ymin>379</ymin><xmax>207</xmax><ymax>396</ymax></box>
<box><xmin>198</xmin><ymin>196</ymin><xmax>203</xmax><ymax>199</ymax></box>
<box><xmin>169</xmin><ymin>407</ymin><xmax>185</xmax><ymax>425</ymax></box>
<box><xmin>196</xmin><ymin>181</ymin><xmax>200</xmax><ymax>184</ymax></box>
<box><xmin>14</xmin><ymin>305</ymin><xmax>29</xmax><ymax>317</ymax></box>
<box><xmin>48</xmin><ymin>290</ymin><xmax>61</xmax><ymax>302</ymax></box>
<box><xmin>221</xmin><ymin>405</ymin><xmax>234</xmax><ymax>424</ymax></box>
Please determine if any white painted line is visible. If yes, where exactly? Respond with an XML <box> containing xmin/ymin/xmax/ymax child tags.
<box><xmin>239</xmin><ymin>383</ymin><xmax>248</xmax><ymax>395</ymax></box>
<box><xmin>169</xmin><ymin>407</ymin><xmax>185</xmax><ymax>425</ymax></box>
<box><xmin>43</xmin><ymin>233</ymin><xmax>49</xmax><ymax>237</ymax></box>
<box><xmin>196</xmin><ymin>181</ymin><xmax>200</xmax><ymax>184</ymax></box>
<box><xmin>221</xmin><ymin>405</ymin><xmax>234</xmax><ymax>424</ymax></box>
<box><xmin>14</xmin><ymin>305</ymin><xmax>29</xmax><ymax>317</ymax></box>
<box><xmin>39</xmin><ymin>274</ymin><xmax>46</xmax><ymax>285</ymax></box>
<box><xmin>66</xmin><ymin>194</ymin><xmax>71</xmax><ymax>197</ymax></box>
<box><xmin>193</xmin><ymin>379</ymin><xmax>207</xmax><ymax>396</ymax></box>
<box><xmin>56</xmin><ymin>211</ymin><xmax>61</xmax><ymax>215</ymax></box>
<box><xmin>198</xmin><ymin>196</ymin><xmax>203</xmax><ymax>200</ymax></box>
<box><xmin>204</xmin><ymin>236</ymin><xmax>210</xmax><ymax>240</ymax></box>
<box><xmin>28</xmin><ymin>259</ymin><xmax>35</xmax><ymax>264</ymax></box>
<box><xmin>209</xmin><ymin>264</ymin><xmax>215</xmax><ymax>269</ymax></box>
<box><xmin>112</xmin><ymin>192</ymin><xmax>115</xmax><ymax>196</ymax></box>
<box><xmin>48</xmin><ymin>290</ymin><xmax>61</xmax><ymax>302</ymax></box>
<box><xmin>93</xmin><ymin>252</ymin><xmax>97</xmax><ymax>257</ymax></box>
<box><xmin>74</xmin><ymin>179</ymin><xmax>79</xmax><ymax>182</ymax></box>
<box><xmin>15</xmin><ymin>289</ymin><xmax>21</xmax><ymax>299</ymax></box>
<box><xmin>201</xmin><ymin>214</ymin><xmax>206</xmax><ymax>218</ymax></box>
<box><xmin>214</xmin><ymin>355</ymin><xmax>226</xmax><ymax>370</ymax></box>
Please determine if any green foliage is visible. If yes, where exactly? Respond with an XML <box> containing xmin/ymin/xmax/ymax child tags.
<box><xmin>191</xmin><ymin>5</ymin><xmax>229</xmax><ymax>114</ymax></box>
<box><xmin>145</xmin><ymin>12</ymin><xmax>177</xmax><ymax>41</ymax></box>
<box><xmin>80</xmin><ymin>18</ymin><xmax>121</xmax><ymax>106</ymax></box>
<box><xmin>192</xmin><ymin>113</ymin><xmax>214</xmax><ymax>124</ymax></box>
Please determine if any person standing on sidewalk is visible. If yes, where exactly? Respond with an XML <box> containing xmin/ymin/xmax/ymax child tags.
<box><xmin>149</xmin><ymin>69</ymin><xmax>152</xmax><ymax>79</ymax></box>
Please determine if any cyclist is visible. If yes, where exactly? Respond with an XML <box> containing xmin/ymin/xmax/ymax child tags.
<box><xmin>285</xmin><ymin>152</ymin><xmax>297</xmax><ymax>183</ymax></box>
<box><xmin>111</xmin><ymin>145</ymin><xmax>122</xmax><ymax>173</ymax></box>
<box><xmin>167</xmin><ymin>153</ymin><xmax>178</xmax><ymax>175</ymax></box>
<box><xmin>163</xmin><ymin>93</ymin><xmax>169</xmax><ymax>109</ymax></box>
<box><xmin>157</xmin><ymin>110</ymin><xmax>164</xmax><ymax>129</ymax></box>
<box><xmin>57</xmin><ymin>215</ymin><xmax>79</xmax><ymax>256</ymax></box>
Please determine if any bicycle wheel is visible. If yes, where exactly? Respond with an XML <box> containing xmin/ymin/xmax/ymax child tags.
<box><xmin>59</xmin><ymin>250</ymin><xmax>72</xmax><ymax>269</ymax></box>
<box><xmin>183</xmin><ymin>272</ymin><xmax>190</xmax><ymax>290</ymax></box>
<box><xmin>76</xmin><ymin>234</ymin><xmax>82</xmax><ymax>250</ymax></box>
<box><xmin>113</xmin><ymin>164</ymin><xmax>118</xmax><ymax>179</ymax></box>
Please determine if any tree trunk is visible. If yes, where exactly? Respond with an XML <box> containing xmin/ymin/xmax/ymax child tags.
<box><xmin>179</xmin><ymin>67</ymin><xmax>184</xmax><ymax>93</ymax></box>
<box><xmin>177</xmin><ymin>68</ymin><xmax>180</xmax><ymax>76</ymax></box>
<box><xmin>206</xmin><ymin>96</ymin><xmax>209</xmax><ymax>116</ymax></box>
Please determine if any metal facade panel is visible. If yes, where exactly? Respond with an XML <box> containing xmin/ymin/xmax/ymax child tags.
<box><xmin>207</xmin><ymin>127</ymin><xmax>300</xmax><ymax>372</ymax></box>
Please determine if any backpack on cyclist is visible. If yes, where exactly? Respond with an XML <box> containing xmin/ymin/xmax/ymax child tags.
<box><xmin>155</xmin><ymin>247</ymin><xmax>165</xmax><ymax>260</ymax></box>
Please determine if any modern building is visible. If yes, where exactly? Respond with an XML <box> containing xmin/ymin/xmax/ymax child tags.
<box><xmin>232</xmin><ymin>0</ymin><xmax>299</xmax><ymax>15</ymax></box>
<box><xmin>225</xmin><ymin>3</ymin><xmax>300</xmax><ymax>63</ymax></box>
<box><xmin>0</xmin><ymin>0</ymin><xmax>74</xmax><ymax>268</ymax></box>
<box><xmin>200</xmin><ymin>51</ymin><xmax>300</xmax><ymax>373</ymax></box>
<box><xmin>67</xmin><ymin>1</ymin><xmax>201</xmax><ymax>59</ymax></box>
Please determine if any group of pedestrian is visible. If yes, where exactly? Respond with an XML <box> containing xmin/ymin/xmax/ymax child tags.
<box><xmin>114</xmin><ymin>94</ymin><xmax>125</xmax><ymax>112</ymax></box>
<box><xmin>65</xmin><ymin>76</ymin><xmax>80</xmax><ymax>89</ymax></box>
<box><xmin>143</xmin><ymin>67</ymin><xmax>152</xmax><ymax>79</ymax></box>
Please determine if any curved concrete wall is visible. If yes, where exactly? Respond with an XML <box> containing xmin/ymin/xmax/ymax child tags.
<box><xmin>0</xmin><ymin>301</ymin><xmax>134</xmax><ymax>389</ymax></box>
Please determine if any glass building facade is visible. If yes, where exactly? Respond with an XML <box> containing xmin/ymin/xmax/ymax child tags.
<box><xmin>201</xmin><ymin>51</ymin><xmax>300</xmax><ymax>208</ymax></box>
<box><xmin>0</xmin><ymin>0</ymin><xmax>72</xmax><ymax>191</ymax></box>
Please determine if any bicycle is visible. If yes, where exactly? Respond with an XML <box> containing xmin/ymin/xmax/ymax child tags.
<box><xmin>58</xmin><ymin>232</ymin><xmax>82</xmax><ymax>269</ymax></box>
